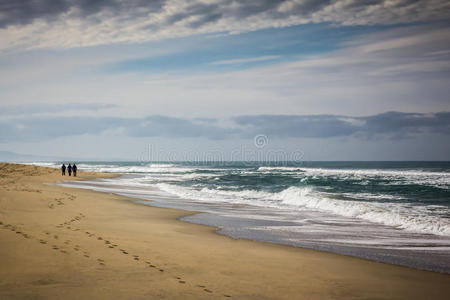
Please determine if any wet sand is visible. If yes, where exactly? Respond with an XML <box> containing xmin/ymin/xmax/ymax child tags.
<box><xmin>0</xmin><ymin>163</ymin><xmax>449</xmax><ymax>299</ymax></box>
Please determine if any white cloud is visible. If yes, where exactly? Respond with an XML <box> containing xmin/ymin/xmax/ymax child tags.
<box><xmin>0</xmin><ymin>0</ymin><xmax>449</xmax><ymax>54</ymax></box>
<box><xmin>0</xmin><ymin>25</ymin><xmax>449</xmax><ymax>119</ymax></box>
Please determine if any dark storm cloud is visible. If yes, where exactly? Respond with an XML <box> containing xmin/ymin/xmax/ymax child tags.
<box><xmin>235</xmin><ymin>112</ymin><xmax>450</xmax><ymax>139</ymax></box>
<box><xmin>161</xmin><ymin>0</ymin><xmax>335</xmax><ymax>28</ymax></box>
<box><xmin>2</xmin><ymin>0</ymin><xmax>449</xmax><ymax>52</ymax></box>
<box><xmin>0</xmin><ymin>0</ymin><xmax>166</xmax><ymax>28</ymax></box>
<box><xmin>1</xmin><ymin>112</ymin><xmax>449</xmax><ymax>142</ymax></box>
<box><xmin>1</xmin><ymin>0</ymin><xmax>449</xmax><ymax>29</ymax></box>
<box><xmin>0</xmin><ymin>0</ymin><xmax>69</xmax><ymax>27</ymax></box>
<box><xmin>234</xmin><ymin>114</ymin><xmax>358</xmax><ymax>138</ymax></box>
<box><xmin>165</xmin><ymin>1</ymin><xmax>222</xmax><ymax>26</ymax></box>
<box><xmin>362</xmin><ymin>111</ymin><xmax>450</xmax><ymax>136</ymax></box>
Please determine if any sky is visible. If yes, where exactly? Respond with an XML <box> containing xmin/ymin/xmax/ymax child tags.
<box><xmin>0</xmin><ymin>0</ymin><xmax>449</xmax><ymax>161</ymax></box>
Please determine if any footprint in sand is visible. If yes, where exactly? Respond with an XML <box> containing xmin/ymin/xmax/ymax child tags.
<box><xmin>53</xmin><ymin>235</ymin><xmax>58</xmax><ymax>239</ymax></box>
<box><xmin>39</xmin><ymin>240</ymin><xmax>47</xmax><ymax>244</ymax></box>
<box><xmin>204</xmin><ymin>289</ymin><xmax>213</xmax><ymax>293</ymax></box>
<box><xmin>84</xmin><ymin>254</ymin><xmax>90</xmax><ymax>258</ymax></box>
<box><xmin>224</xmin><ymin>295</ymin><xmax>232</xmax><ymax>298</ymax></box>
<box><xmin>97</xmin><ymin>237</ymin><xmax>103</xmax><ymax>240</ymax></box>
<box><xmin>178</xmin><ymin>281</ymin><xmax>186</xmax><ymax>284</ymax></box>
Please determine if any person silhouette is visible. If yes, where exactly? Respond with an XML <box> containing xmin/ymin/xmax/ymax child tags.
<box><xmin>61</xmin><ymin>164</ymin><xmax>66</xmax><ymax>176</ymax></box>
<box><xmin>73</xmin><ymin>164</ymin><xmax>77</xmax><ymax>177</ymax></box>
<box><xmin>68</xmin><ymin>164</ymin><xmax>72</xmax><ymax>176</ymax></box>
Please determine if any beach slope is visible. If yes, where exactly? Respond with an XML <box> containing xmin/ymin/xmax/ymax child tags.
<box><xmin>0</xmin><ymin>163</ymin><xmax>449</xmax><ymax>299</ymax></box>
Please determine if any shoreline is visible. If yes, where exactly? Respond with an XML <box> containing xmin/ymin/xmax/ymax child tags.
<box><xmin>63</xmin><ymin>172</ymin><xmax>450</xmax><ymax>274</ymax></box>
<box><xmin>1</xmin><ymin>163</ymin><xmax>450</xmax><ymax>299</ymax></box>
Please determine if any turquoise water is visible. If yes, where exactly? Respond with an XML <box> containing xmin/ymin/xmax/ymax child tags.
<box><xmin>62</xmin><ymin>161</ymin><xmax>450</xmax><ymax>235</ymax></box>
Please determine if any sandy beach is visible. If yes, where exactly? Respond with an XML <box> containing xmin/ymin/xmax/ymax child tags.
<box><xmin>0</xmin><ymin>163</ymin><xmax>449</xmax><ymax>299</ymax></box>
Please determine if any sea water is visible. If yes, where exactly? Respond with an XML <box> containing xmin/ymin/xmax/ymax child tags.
<box><xmin>38</xmin><ymin>161</ymin><xmax>450</xmax><ymax>273</ymax></box>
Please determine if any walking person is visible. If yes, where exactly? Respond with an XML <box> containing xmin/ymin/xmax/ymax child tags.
<box><xmin>68</xmin><ymin>164</ymin><xmax>72</xmax><ymax>176</ymax></box>
<box><xmin>61</xmin><ymin>164</ymin><xmax>66</xmax><ymax>176</ymax></box>
<box><xmin>73</xmin><ymin>164</ymin><xmax>77</xmax><ymax>177</ymax></box>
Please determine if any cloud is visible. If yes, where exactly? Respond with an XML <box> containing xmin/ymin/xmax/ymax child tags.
<box><xmin>1</xmin><ymin>24</ymin><xmax>447</xmax><ymax>120</ymax></box>
<box><xmin>236</xmin><ymin>112</ymin><xmax>450</xmax><ymax>139</ymax></box>
<box><xmin>127</xmin><ymin>115</ymin><xmax>237</xmax><ymax>139</ymax></box>
<box><xmin>0</xmin><ymin>115</ymin><xmax>236</xmax><ymax>142</ymax></box>
<box><xmin>211</xmin><ymin>55</ymin><xmax>280</xmax><ymax>65</ymax></box>
<box><xmin>0</xmin><ymin>102</ymin><xmax>117</xmax><ymax>116</ymax></box>
<box><xmin>234</xmin><ymin>114</ymin><xmax>359</xmax><ymax>138</ymax></box>
<box><xmin>0</xmin><ymin>0</ymin><xmax>165</xmax><ymax>28</ymax></box>
<box><xmin>1</xmin><ymin>111</ymin><xmax>449</xmax><ymax>142</ymax></box>
<box><xmin>1</xmin><ymin>0</ymin><xmax>449</xmax><ymax>53</ymax></box>
<box><xmin>362</xmin><ymin>111</ymin><xmax>450</xmax><ymax>137</ymax></box>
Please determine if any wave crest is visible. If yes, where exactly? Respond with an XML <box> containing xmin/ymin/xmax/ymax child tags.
<box><xmin>157</xmin><ymin>183</ymin><xmax>450</xmax><ymax>236</ymax></box>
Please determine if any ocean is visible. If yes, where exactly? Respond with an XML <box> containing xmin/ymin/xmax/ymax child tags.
<box><xmin>36</xmin><ymin>161</ymin><xmax>450</xmax><ymax>273</ymax></box>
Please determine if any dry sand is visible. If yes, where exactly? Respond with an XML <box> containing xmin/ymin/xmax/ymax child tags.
<box><xmin>0</xmin><ymin>163</ymin><xmax>449</xmax><ymax>299</ymax></box>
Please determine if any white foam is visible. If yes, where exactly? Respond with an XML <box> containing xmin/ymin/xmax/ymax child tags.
<box><xmin>156</xmin><ymin>183</ymin><xmax>450</xmax><ymax>236</ymax></box>
<box><xmin>257</xmin><ymin>166</ymin><xmax>304</xmax><ymax>171</ymax></box>
<box><xmin>76</xmin><ymin>163</ymin><xmax>193</xmax><ymax>174</ymax></box>
<box><xmin>274</xmin><ymin>187</ymin><xmax>450</xmax><ymax>236</ymax></box>
<box><xmin>299</xmin><ymin>167</ymin><xmax>450</xmax><ymax>189</ymax></box>
<box><xmin>256</xmin><ymin>166</ymin><xmax>450</xmax><ymax>189</ymax></box>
